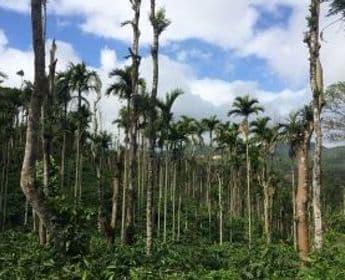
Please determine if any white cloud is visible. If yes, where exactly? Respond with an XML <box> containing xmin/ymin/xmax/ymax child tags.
<box><xmin>239</xmin><ymin>3</ymin><xmax>345</xmax><ymax>88</ymax></box>
<box><xmin>0</xmin><ymin>0</ymin><xmax>258</xmax><ymax>49</ymax></box>
<box><xmin>0</xmin><ymin>0</ymin><xmax>29</xmax><ymax>13</ymax></box>
<box><xmin>100</xmin><ymin>47</ymin><xmax>117</xmax><ymax>71</ymax></box>
<box><xmin>176</xmin><ymin>48</ymin><xmax>212</xmax><ymax>63</ymax></box>
<box><xmin>190</xmin><ymin>78</ymin><xmax>310</xmax><ymax>121</ymax></box>
<box><xmin>2</xmin><ymin>0</ymin><xmax>344</xmax><ymax>92</ymax></box>
<box><xmin>0</xmin><ymin>31</ymin><xmax>80</xmax><ymax>88</ymax></box>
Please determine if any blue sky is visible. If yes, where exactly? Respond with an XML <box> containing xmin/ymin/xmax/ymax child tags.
<box><xmin>0</xmin><ymin>3</ymin><xmax>291</xmax><ymax>91</ymax></box>
<box><xmin>0</xmin><ymin>0</ymin><xmax>344</xmax><ymax>126</ymax></box>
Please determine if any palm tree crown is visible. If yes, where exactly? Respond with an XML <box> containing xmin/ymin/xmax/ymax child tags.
<box><xmin>228</xmin><ymin>95</ymin><xmax>264</xmax><ymax>119</ymax></box>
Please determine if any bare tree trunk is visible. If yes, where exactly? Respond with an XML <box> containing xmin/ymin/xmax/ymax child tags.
<box><xmin>296</xmin><ymin>143</ymin><xmax>310</xmax><ymax>263</ymax></box>
<box><xmin>146</xmin><ymin>0</ymin><xmax>159</xmax><ymax>256</ymax></box>
<box><xmin>157</xmin><ymin>160</ymin><xmax>163</xmax><ymax>239</ymax></box>
<box><xmin>305</xmin><ymin>0</ymin><xmax>323</xmax><ymax>251</ymax></box>
<box><xmin>207</xmin><ymin>161</ymin><xmax>211</xmax><ymax>241</ymax></box>
<box><xmin>21</xmin><ymin>0</ymin><xmax>62</xmax><ymax>248</ymax></box>
<box><xmin>172</xmin><ymin>162</ymin><xmax>176</xmax><ymax>241</ymax></box>
<box><xmin>0</xmin><ymin>141</ymin><xmax>10</xmax><ymax>232</ymax></box>
<box><xmin>38</xmin><ymin>40</ymin><xmax>57</xmax><ymax>245</ymax></box>
<box><xmin>163</xmin><ymin>151</ymin><xmax>168</xmax><ymax>243</ymax></box>
<box><xmin>74</xmin><ymin>129</ymin><xmax>80</xmax><ymax>205</ymax></box>
<box><xmin>124</xmin><ymin>0</ymin><xmax>142</xmax><ymax>245</ymax></box>
<box><xmin>263</xmin><ymin>182</ymin><xmax>270</xmax><ymax>244</ymax></box>
<box><xmin>177</xmin><ymin>193</ymin><xmax>181</xmax><ymax>241</ymax></box>
<box><xmin>217</xmin><ymin>173</ymin><xmax>223</xmax><ymax>245</ymax></box>
<box><xmin>111</xmin><ymin>175</ymin><xmax>120</xmax><ymax>231</ymax></box>
<box><xmin>292</xmin><ymin>169</ymin><xmax>297</xmax><ymax>250</ymax></box>
<box><xmin>246</xmin><ymin>141</ymin><xmax>252</xmax><ymax>247</ymax></box>
<box><xmin>121</xmin><ymin>146</ymin><xmax>128</xmax><ymax>242</ymax></box>
<box><xmin>60</xmin><ymin>103</ymin><xmax>67</xmax><ymax>190</ymax></box>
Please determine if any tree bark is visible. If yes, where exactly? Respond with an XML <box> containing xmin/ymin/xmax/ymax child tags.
<box><xmin>111</xmin><ymin>175</ymin><xmax>120</xmax><ymax>231</ymax></box>
<box><xmin>124</xmin><ymin>0</ymin><xmax>141</xmax><ymax>246</ymax></box>
<box><xmin>246</xmin><ymin>141</ymin><xmax>252</xmax><ymax>247</ymax></box>
<box><xmin>292</xmin><ymin>169</ymin><xmax>297</xmax><ymax>250</ymax></box>
<box><xmin>296</xmin><ymin>141</ymin><xmax>310</xmax><ymax>263</ymax></box>
<box><xmin>217</xmin><ymin>173</ymin><xmax>223</xmax><ymax>245</ymax></box>
<box><xmin>21</xmin><ymin>0</ymin><xmax>62</xmax><ymax>248</ymax></box>
<box><xmin>305</xmin><ymin>0</ymin><xmax>324</xmax><ymax>251</ymax></box>
<box><xmin>163</xmin><ymin>150</ymin><xmax>168</xmax><ymax>243</ymax></box>
<box><xmin>146</xmin><ymin>0</ymin><xmax>160</xmax><ymax>256</ymax></box>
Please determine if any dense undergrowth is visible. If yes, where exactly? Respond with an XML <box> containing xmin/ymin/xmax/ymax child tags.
<box><xmin>1</xmin><ymin>229</ymin><xmax>345</xmax><ymax>279</ymax></box>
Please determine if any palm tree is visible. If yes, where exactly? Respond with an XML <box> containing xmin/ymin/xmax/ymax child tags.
<box><xmin>167</xmin><ymin>120</ymin><xmax>190</xmax><ymax>241</ymax></box>
<box><xmin>106</xmin><ymin>66</ymin><xmax>145</xmax><ymax>243</ymax></box>
<box><xmin>56</xmin><ymin>71</ymin><xmax>73</xmax><ymax>190</ymax></box>
<box><xmin>228</xmin><ymin>95</ymin><xmax>263</xmax><ymax>246</ymax></box>
<box><xmin>156</xmin><ymin>89</ymin><xmax>184</xmax><ymax>148</ymax></box>
<box><xmin>251</xmin><ymin>116</ymin><xmax>279</xmax><ymax>244</ymax></box>
<box><xmin>201</xmin><ymin>115</ymin><xmax>220</xmax><ymax>147</ymax></box>
<box><xmin>200</xmin><ymin>115</ymin><xmax>220</xmax><ymax>240</ymax></box>
<box><xmin>326</xmin><ymin>0</ymin><xmax>345</xmax><ymax>19</ymax></box>
<box><xmin>280</xmin><ymin>105</ymin><xmax>314</xmax><ymax>263</ymax></box>
<box><xmin>0</xmin><ymin>71</ymin><xmax>7</xmax><ymax>84</ymax></box>
<box><xmin>156</xmin><ymin>89</ymin><xmax>183</xmax><ymax>243</ymax></box>
<box><xmin>91</xmin><ymin>131</ymin><xmax>114</xmax><ymax>243</ymax></box>
<box><xmin>58</xmin><ymin>62</ymin><xmax>101</xmax><ymax>204</ymax></box>
<box><xmin>107</xmin><ymin>66</ymin><xmax>146</xmax><ymax>144</ymax></box>
<box><xmin>123</xmin><ymin>0</ymin><xmax>142</xmax><ymax>246</ymax></box>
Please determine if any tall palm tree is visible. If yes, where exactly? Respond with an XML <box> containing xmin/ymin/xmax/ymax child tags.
<box><xmin>56</xmin><ymin>71</ymin><xmax>73</xmax><ymax>190</ymax></box>
<box><xmin>106</xmin><ymin>66</ymin><xmax>145</xmax><ymax>145</ymax></box>
<box><xmin>156</xmin><ymin>89</ymin><xmax>184</xmax><ymax>148</ymax></box>
<box><xmin>123</xmin><ymin>0</ymin><xmax>142</xmax><ymax>246</ymax></box>
<box><xmin>280</xmin><ymin>105</ymin><xmax>314</xmax><ymax>263</ymax></box>
<box><xmin>251</xmin><ymin>116</ymin><xmax>279</xmax><ymax>244</ymax></box>
<box><xmin>228</xmin><ymin>95</ymin><xmax>263</xmax><ymax>246</ymax></box>
<box><xmin>107</xmin><ymin>66</ymin><xmax>145</xmax><ymax>243</ymax></box>
<box><xmin>200</xmin><ymin>115</ymin><xmax>220</xmax><ymax>240</ymax></box>
<box><xmin>201</xmin><ymin>115</ymin><xmax>220</xmax><ymax>147</ymax></box>
<box><xmin>156</xmin><ymin>89</ymin><xmax>183</xmax><ymax>243</ymax></box>
<box><xmin>58</xmin><ymin>62</ymin><xmax>101</xmax><ymax>204</ymax></box>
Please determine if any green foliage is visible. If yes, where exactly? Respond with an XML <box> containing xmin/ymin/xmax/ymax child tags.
<box><xmin>4</xmin><ymin>229</ymin><xmax>345</xmax><ymax>279</ymax></box>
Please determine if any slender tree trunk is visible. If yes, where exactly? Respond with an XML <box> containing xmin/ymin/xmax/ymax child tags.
<box><xmin>263</xmin><ymin>182</ymin><xmax>270</xmax><ymax>244</ymax></box>
<box><xmin>157</xmin><ymin>160</ymin><xmax>163</xmax><ymax>239</ymax></box>
<box><xmin>24</xmin><ymin>199</ymin><xmax>29</xmax><ymax>226</ymax></box>
<box><xmin>207</xmin><ymin>161</ymin><xmax>211</xmax><ymax>241</ymax></box>
<box><xmin>292</xmin><ymin>168</ymin><xmax>297</xmax><ymax>250</ymax></box>
<box><xmin>163</xmin><ymin>150</ymin><xmax>168</xmax><ymax>243</ymax></box>
<box><xmin>111</xmin><ymin>175</ymin><xmax>120</xmax><ymax>231</ymax></box>
<box><xmin>74</xmin><ymin>129</ymin><xmax>80</xmax><ymax>205</ymax></box>
<box><xmin>60</xmin><ymin>128</ymin><xmax>66</xmax><ymax>190</ymax></box>
<box><xmin>124</xmin><ymin>0</ymin><xmax>142</xmax><ymax>245</ymax></box>
<box><xmin>146</xmin><ymin>0</ymin><xmax>160</xmax><ymax>256</ymax></box>
<box><xmin>1</xmin><ymin>141</ymin><xmax>10</xmax><ymax>232</ymax></box>
<box><xmin>305</xmin><ymin>0</ymin><xmax>323</xmax><ymax>250</ymax></box>
<box><xmin>177</xmin><ymin>193</ymin><xmax>181</xmax><ymax>241</ymax></box>
<box><xmin>218</xmin><ymin>173</ymin><xmax>223</xmax><ymax>245</ymax></box>
<box><xmin>246</xmin><ymin>141</ymin><xmax>252</xmax><ymax>247</ymax></box>
<box><xmin>172</xmin><ymin>162</ymin><xmax>177</xmax><ymax>241</ymax></box>
<box><xmin>121</xmin><ymin>146</ymin><xmax>128</xmax><ymax>242</ymax></box>
<box><xmin>296</xmin><ymin>143</ymin><xmax>310</xmax><ymax>263</ymax></box>
<box><xmin>60</xmin><ymin>102</ymin><xmax>68</xmax><ymax>191</ymax></box>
